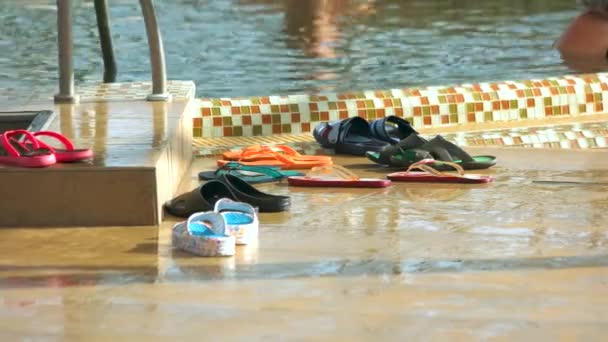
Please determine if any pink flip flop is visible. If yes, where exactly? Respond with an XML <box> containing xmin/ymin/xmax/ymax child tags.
<box><xmin>0</xmin><ymin>130</ymin><xmax>56</xmax><ymax>168</ymax></box>
<box><xmin>287</xmin><ymin>164</ymin><xmax>392</xmax><ymax>188</ymax></box>
<box><xmin>22</xmin><ymin>131</ymin><xmax>93</xmax><ymax>162</ymax></box>
<box><xmin>387</xmin><ymin>159</ymin><xmax>494</xmax><ymax>184</ymax></box>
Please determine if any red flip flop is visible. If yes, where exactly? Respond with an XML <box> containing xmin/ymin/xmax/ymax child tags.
<box><xmin>387</xmin><ymin>159</ymin><xmax>494</xmax><ymax>184</ymax></box>
<box><xmin>287</xmin><ymin>165</ymin><xmax>391</xmax><ymax>188</ymax></box>
<box><xmin>24</xmin><ymin>131</ymin><xmax>93</xmax><ymax>162</ymax></box>
<box><xmin>0</xmin><ymin>130</ymin><xmax>56</xmax><ymax>168</ymax></box>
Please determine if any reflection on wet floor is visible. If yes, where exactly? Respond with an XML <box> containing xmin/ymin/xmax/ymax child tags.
<box><xmin>446</xmin><ymin>120</ymin><xmax>608</xmax><ymax>149</ymax></box>
<box><xmin>1</xmin><ymin>152</ymin><xmax>608</xmax><ymax>339</ymax></box>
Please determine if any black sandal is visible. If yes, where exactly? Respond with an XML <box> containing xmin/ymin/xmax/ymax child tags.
<box><xmin>164</xmin><ymin>181</ymin><xmax>237</xmax><ymax>218</ymax></box>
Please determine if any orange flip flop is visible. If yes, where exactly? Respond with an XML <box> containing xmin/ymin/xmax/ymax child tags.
<box><xmin>222</xmin><ymin>145</ymin><xmax>331</xmax><ymax>163</ymax></box>
<box><xmin>217</xmin><ymin>147</ymin><xmax>333</xmax><ymax>170</ymax></box>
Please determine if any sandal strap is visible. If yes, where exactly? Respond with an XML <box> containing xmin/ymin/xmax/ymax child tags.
<box><xmin>313</xmin><ymin>121</ymin><xmax>342</xmax><ymax>147</ymax></box>
<box><xmin>186</xmin><ymin>211</ymin><xmax>226</xmax><ymax>236</ymax></box>
<box><xmin>272</xmin><ymin>144</ymin><xmax>302</xmax><ymax>157</ymax></box>
<box><xmin>1</xmin><ymin>130</ymin><xmax>42</xmax><ymax>157</ymax></box>
<box><xmin>239</xmin><ymin>148</ymin><xmax>295</xmax><ymax>167</ymax></box>
<box><xmin>370</xmin><ymin>115</ymin><xmax>417</xmax><ymax>143</ymax></box>
<box><xmin>239</xmin><ymin>147</ymin><xmax>272</xmax><ymax>160</ymax></box>
<box><xmin>218</xmin><ymin>162</ymin><xmax>285</xmax><ymax>179</ymax></box>
<box><xmin>236</xmin><ymin>144</ymin><xmax>299</xmax><ymax>157</ymax></box>
<box><xmin>422</xmin><ymin>135</ymin><xmax>474</xmax><ymax>162</ymax></box>
<box><xmin>336</xmin><ymin>117</ymin><xmax>371</xmax><ymax>145</ymax></box>
<box><xmin>214</xmin><ymin>198</ymin><xmax>256</xmax><ymax>217</ymax></box>
<box><xmin>313</xmin><ymin>122</ymin><xmax>331</xmax><ymax>147</ymax></box>
<box><xmin>406</xmin><ymin>159</ymin><xmax>465</xmax><ymax>176</ymax></box>
<box><xmin>32</xmin><ymin>131</ymin><xmax>75</xmax><ymax>152</ymax></box>
<box><xmin>307</xmin><ymin>165</ymin><xmax>360</xmax><ymax>180</ymax></box>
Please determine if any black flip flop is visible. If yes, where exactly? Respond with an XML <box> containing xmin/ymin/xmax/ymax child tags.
<box><xmin>164</xmin><ymin>181</ymin><xmax>236</xmax><ymax>218</ymax></box>
<box><xmin>389</xmin><ymin>135</ymin><xmax>496</xmax><ymax>170</ymax></box>
<box><xmin>165</xmin><ymin>174</ymin><xmax>291</xmax><ymax>217</ymax></box>
<box><xmin>420</xmin><ymin>135</ymin><xmax>496</xmax><ymax>170</ymax></box>
<box><xmin>366</xmin><ymin>133</ymin><xmax>430</xmax><ymax>165</ymax></box>
<box><xmin>219</xmin><ymin>174</ymin><xmax>291</xmax><ymax>212</ymax></box>
<box><xmin>369</xmin><ymin>115</ymin><xmax>417</xmax><ymax>144</ymax></box>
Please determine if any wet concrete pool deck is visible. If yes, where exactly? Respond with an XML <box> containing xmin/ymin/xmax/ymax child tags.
<box><xmin>1</xmin><ymin>145</ymin><xmax>608</xmax><ymax>340</ymax></box>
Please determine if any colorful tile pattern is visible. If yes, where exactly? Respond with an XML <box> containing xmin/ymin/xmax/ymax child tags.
<box><xmin>194</xmin><ymin>73</ymin><xmax>608</xmax><ymax>139</ymax></box>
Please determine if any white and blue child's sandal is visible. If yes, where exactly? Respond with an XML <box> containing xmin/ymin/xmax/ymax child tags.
<box><xmin>214</xmin><ymin>198</ymin><xmax>259</xmax><ymax>245</ymax></box>
<box><xmin>172</xmin><ymin>211</ymin><xmax>235</xmax><ymax>257</ymax></box>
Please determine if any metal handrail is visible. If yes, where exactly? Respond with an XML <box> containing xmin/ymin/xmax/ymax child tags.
<box><xmin>54</xmin><ymin>0</ymin><xmax>78</xmax><ymax>103</ymax></box>
<box><xmin>54</xmin><ymin>0</ymin><xmax>171</xmax><ymax>103</ymax></box>
<box><xmin>140</xmin><ymin>0</ymin><xmax>171</xmax><ymax>101</ymax></box>
<box><xmin>94</xmin><ymin>0</ymin><xmax>116</xmax><ymax>83</ymax></box>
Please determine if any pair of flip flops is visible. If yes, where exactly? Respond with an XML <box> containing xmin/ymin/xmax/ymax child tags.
<box><xmin>0</xmin><ymin>129</ymin><xmax>93</xmax><ymax>168</ymax></box>
<box><xmin>367</xmin><ymin>134</ymin><xmax>496</xmax><ymax>170</ymax></box>
<box><xmin>172</xmin><ymin>198</ymin><xmax>259</xmax><ymax>257</ymax></box>
<box><xmin>286</xmin><ymin>161</ymin><xmax>492</xmax><ymax>187</ymax></box>
<box><xmin>199</xmin><ymin>162</ymin><xmax>304</xmax><ymax>184</ymax></box>
<box><xmin>287</xmin><ymin>164</ymin><xmax>392</xmax><ymax>188</ymax></box>
<box><xmin>387</xmin><ymin>159</ymin><xmax>494</xmax><ymax>184</ymax></box>
<box><xmin>313</xmin><ymin>116</ymin><xmax>417</xmax><ymax>156</ymax></box>
<box><xmin>165</xmin><ymin>173</ymin><xmax>290</xmax><ymax>217</ymax></box>
<box><xmin>216</xmin><ymin>145</ymin><xmax>332</xmax><ymax>170</ymax></box>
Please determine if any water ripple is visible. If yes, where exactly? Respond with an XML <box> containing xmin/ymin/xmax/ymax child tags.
<box><xmin>0</xmin><ymin>0</ymin><xmax>586</xmax><ymax>98</ymax></box>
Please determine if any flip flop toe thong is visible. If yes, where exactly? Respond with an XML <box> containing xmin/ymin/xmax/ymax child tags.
<box><xmin>0</xmin><ymin>130</ymin><xmax>56</xmax><ymax>168</ymax></box>
<box><xmin>31</xmin><ymin>131</ymin><xmax>93</xmax><ymax>162</ymax></box>
<box><xmin>421</xmin><ymin>135</ymin><xmax>496</xmax><ymax>170</ymax></box>
<box><xmin>387</xmin><ymin>159</ymin><xmax>494</xmax><ymax>184</ymax></box>
<box><xmin>288</xmin><ymin>164</ymin><xmax>391</xmax><ymax>188</ymax></box>
<box><xmin>199</xmin><ymin>162</ymin><xmax>304</xmax><ymax>183</ymax></box>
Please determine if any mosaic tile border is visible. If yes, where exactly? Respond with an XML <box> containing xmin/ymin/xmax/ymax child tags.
<box><xmin>194</xmin><ymin>73</ymin><xmax>608</xmax><ymax>139</ymax></box>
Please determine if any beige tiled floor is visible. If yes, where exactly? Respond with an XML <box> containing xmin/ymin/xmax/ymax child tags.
<box><xmin>1</xmin><ymin>146</ymin><xmax>608</xmax><ymax>340</ymax></box>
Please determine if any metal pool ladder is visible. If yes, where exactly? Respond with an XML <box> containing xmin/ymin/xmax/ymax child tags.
<box><xmin>54</xmin><ymin>0</ymin><xmax>171</xmax><ymax>103</ymax></box>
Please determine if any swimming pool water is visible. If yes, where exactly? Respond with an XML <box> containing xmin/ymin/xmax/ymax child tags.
<box><xmin>0</xmin><ymin>0</ymin><xmax>594</xmax><ymax>98</ymax></box>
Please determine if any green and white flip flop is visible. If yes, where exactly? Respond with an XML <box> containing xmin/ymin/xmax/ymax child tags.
<box><xmin>198</xmin><ymin>162</ymin><xmax>304</xmax><ymax>184</ymax></box>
